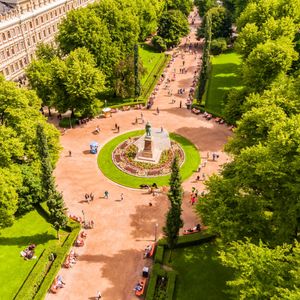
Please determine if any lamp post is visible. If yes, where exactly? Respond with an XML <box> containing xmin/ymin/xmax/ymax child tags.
<box><xmin>82</xmin><ymin>209</ymin><xmax>85</xmax><ymax>224</ymax></box>
<box><xmin>154</xmin><ymin>223</ymin><xmax>158</xmax><ymax>242</ymax></box>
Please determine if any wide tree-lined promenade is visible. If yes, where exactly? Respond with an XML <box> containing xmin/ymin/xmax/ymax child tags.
<box><xmin>46</xmin><ymin>7</ymin><xmax>232</xmax><ymax>300</ymax></box>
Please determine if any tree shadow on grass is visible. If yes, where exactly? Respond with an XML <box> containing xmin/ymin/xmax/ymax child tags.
<box><xmin>0</xmin><ymin>232</ymin><xmax>56</xmax><ymax>247</ymax></box>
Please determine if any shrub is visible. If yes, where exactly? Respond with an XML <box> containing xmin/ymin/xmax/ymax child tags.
<box><xmin>154</xmin><ymin>245</ymin><xmax>164</xmax><ymax>264</ymax></box>
<box><xmin>211</xmin><ymin>38</ymin><xmax>227</xmax><ymax>55</ymax></box>
<box><xmin>152</xmin><ymin>36</ymin><xmax>167</xmax><ymax>52</ymax></box>
<box><xmin>166</xmin><ymin>271</ymin><xmax>177</xmax><ymax>300</ymax></box>
<box><xmin>158</xmin><ymin>231</ymin><xmax>216</xmax><ymax>248</ymax></box>
<box><xmin>59</xmin><ymin>117</ymin><xmax>78</xmax><ymax>128</ymax></box>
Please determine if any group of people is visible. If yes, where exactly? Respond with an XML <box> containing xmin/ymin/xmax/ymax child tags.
<box><xmin>190</xmin><ymin>187</ymin><xmax>199</xmax><ymax>205</ymax></box>
<box><xmin>20</xmin><ymin>244</ymin><xmax>36</xmax><ymax>260</ymax></box>
<box><xmin>84</xmin><ymin>193</ymin><xmax>94</xmax><ymax>203</ymax></box>
<box><xmin>51</xmin><ymin>275</ymin><xmax>65</xmax><ymax>293</ymax></box>
<box><xmin>64</xmin><ymin>249</ymin><xmax>78</xmax><ymax>268</ymax></box>
<box><xmin>184</xmin><ymin>223</ymin><xmax>201</xmax><ymax>234</ymax></box>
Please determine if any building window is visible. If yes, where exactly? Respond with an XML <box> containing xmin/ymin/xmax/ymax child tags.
<box><xmin>20</xmin><ymin>60</ymin><xmax>24</xmax><ymax>68</ymax></box>
<box><xmin>27</xmin><ymin>38</ymin><xmax>31</xmax><ymax>46</ymax></box>
<box><xmin>15</xmin><ymin>63</ymin><xmax>19</xmax><ymax>70</ymax></box>
<box><xmin>43</xmin><ymin>30</ymin><xmax>46</xmax><ymax>37</ymax></box>
<box><xmin>10</xmin><ymin>65</ymin><xmax>14</xmax><ymax>73</ymax></box>
<box><xmin>2</xmin><ymin>33</ymin><xmax>6</xmax><ymax>40</ymax></box>
<box><xmin>6</xmin><ymin>50</ymin><xmax>10</xmax><ymax>57</ymax></box>
<box><xmin>11</xmin><ymin>47</ymin><xmax>15</xmax><ymax>55</ymax></box>
<box><xmin>30</xmin><ymin>21</ymin><xmax>33</xmax><ymax>28</ymax></box>
<box><xmin>35</xmin><ymin>19</ymin><xmax>39</xmax><ymax>25</ymax></box>
<box><xmin>7</xmin><ymin>31</ymin><xmax>11</xmax><ymax>39</ymax></box>
<box><xmin>38</xmin><ymin>32</ymin><xmax>41</xmax><ymax>40</ymax></box>
<box><xmin>33</xmin><ymin>36</ymin><xmax>36</xmax><ymax>43</ymax></box>
<box><xmin>5</xmin><ymin>68</ymin><xmax>9</xmax><ymax>75</ymax></box>
<box><xmin>48</xmin><ymin>27</ymin><xmax>51</xmax><ymax>34</ymax></box>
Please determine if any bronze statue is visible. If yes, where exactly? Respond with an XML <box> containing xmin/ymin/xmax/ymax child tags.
<box><xmin>145</xmin><ymin>121</ymin><xmax>151</xmax><ymax>137</ymax></box>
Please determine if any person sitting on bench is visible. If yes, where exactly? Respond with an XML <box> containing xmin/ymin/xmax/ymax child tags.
<box><xmin>134</xmin><ymin>282</ymin><xmax>143</xmax><ymax>291</ymax></box>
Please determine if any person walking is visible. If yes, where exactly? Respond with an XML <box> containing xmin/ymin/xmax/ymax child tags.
<box><xmin>179</xmin><ymin>100</ymin><xmax>182</xmax><ymax>108</ymax></box>
<box><xmin>96</xmin><ymin>291</ymin><xmax>102</xmax><ymax>299</ymax></box>
<box><xmin>104</xmin><ymin>191</ymin><xmax>109</xmax><ymax>199</ymax></box>
<box><xmin>156</xmin><ymin>107</ymin><xmax>160</xmax><ymax>115</ymax></box>
<box><xmin>120</xmin><ymin>193</ymin><xmax>124</xmax><ymax>201</ymax></box>
<box><xmin>69</xmin><ymin>150</ymin><xmax>72</xmax><ymax>157</ymax></box>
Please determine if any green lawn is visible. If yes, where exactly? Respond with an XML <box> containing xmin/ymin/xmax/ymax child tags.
<box><xmin>0</xmin><ymin>208</ymin><xmax>67</xmax><ymax>299</ymax></box>
<box><xmin>205</xmin><ymin>52</ymin><xmax>243</xmax><ymax>116</ymax></box>
<box><xmin>166</xmin><ymin>243</ymin><xmax>233</xmax><ymax>300</ymax></box>
<box><xmin>98</xmin><ymin>130</ymin><xmax>200</xmax><ymax>188</ymax></box>
<box><xmin>105</xmin><ymin>44</ymin><xmax>166</xmax><ymax>107</ymax></box>
<box><xmin>139</xmin><ymin>43</ymin><xmax>165</xmax><ymax>85</ymax></box>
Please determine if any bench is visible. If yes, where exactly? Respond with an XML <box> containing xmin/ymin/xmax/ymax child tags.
<box><xmin>135</xmin><ymin>278</ymin><xmax>147</xmax><ymax>296</ymax></box>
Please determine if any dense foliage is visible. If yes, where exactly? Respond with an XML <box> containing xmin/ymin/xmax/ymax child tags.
<box><xmin>0</xmin><ymin>76</ymin><xmax>60</xmax><ymax>227</ymax></box>
<box><xmin>196</xmin><ymin>0</ymin><xmax>300</xmax><ymax>297</ymax></box>
<box><xmin>27</xmin><ymin>0</ymin><xmax>191</xmax><ymax>116</ymax></box>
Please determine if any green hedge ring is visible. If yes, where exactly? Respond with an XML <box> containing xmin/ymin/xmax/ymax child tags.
<box><xmin>97</xmin><ymin>130</ymin><xmax>200</xmax><ymax>189</ymax></box>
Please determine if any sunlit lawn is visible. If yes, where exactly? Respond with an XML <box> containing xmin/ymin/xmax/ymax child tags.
<box><xmin>165</xmin><ymin>243</ymin><xmax>233</xmax><ymax>300</ymax></box>
<box><xmin>205</xmin><ymin>52</ymin><xmax>243</xmax><ymax>116</ymax></box>
<box><xmin>0</xmin><ymin>208</ymin><xmax>67</xmax><ymax>299</ymax></box>
<box><xmin>139</xmin><ymin>43</ymin><xmax>165</xmax><ymax>85</ymax></box>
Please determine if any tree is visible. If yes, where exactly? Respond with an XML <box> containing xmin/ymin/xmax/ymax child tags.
<box><xmin>197</xmin><ymin>12</ymin><xmax>212</xmax><ymax>101</ymax></box>
<box><xmin>157</xmin><ymin>10</ymin><xmax>189</xmax><ymax>48</ymax></box>
<box><xmin>242</xmin><ymin>38</ymin><xmax>298</xmax><ymax>92</ymax></box>
<box><xmin>236</xmin><ymin>17</ymin><xmax>297</xmax><ymax>58</ymax></box>
<box><xmin>92</xmin><ymin>0</ymin><xmax>140</xmax><ymax>56</ymax></box>
<box><xmin>134</xmin><ymin>44</ymin><xmax>141</xmax><ymax>98</ymax></box>
<box><xmin>219</xmin><ymin>239</ymin><xmax>300</xmax><ymax>299</ymax></box>
<box><xmin>197</xmin><ymin>114</ymin><xmax>300</xmax><ymax>245</ymax></box>
<box><xmin>36</xmin><ymin>123</ymin><xmax>55</xmax><ymax>201</ymax></box>
<box><xmin>0</xmin><ymin>75</ymin><xmax>60</xmax><ymax>224</ymax></box>
<box><xmin>163</xmin><ymin>156</ymin><xmax>183</xmax><ymax>249</ymax></box>
<box><xmin>0</xmin><ymin>167</ymin><xmax>22</xmax><ymax>228</ymax></box>
<box><xmin>207</xmin><ymin>6</ymin><xmax>232</xmax><ymax>39</ymax></box>
<box><xmin>113</xmin><ymin>54</ymin><xmax>146</xmax><ymax>99</ymax></box>
<box><xmin>166</xmin><ymin>0</ymin><xmax>193</xmax><ymax>16</ymax></box>
<box><xmin>36</xmin><ymin>123</ymin><xmax>67</xmax><ymax>238</ymax></box>
<box><xmin>194</xmin><ymin>0</ymin><xmax>216</xmax><ymax>17</ymax></box>
<box><xmin>57</xmin><ymin>8</ymin><xmax>120</xmax><ymax>83</ymax></box>
<box><xmin>47</xmin><ymin>191</ymin><xmax>68</xmax><ymax>239</ymax></box>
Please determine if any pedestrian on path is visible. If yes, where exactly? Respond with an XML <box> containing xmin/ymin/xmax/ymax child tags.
<box><xmin>180</xmin><ymin>101</ymin><xmax>182</xmax><ymax>108</ymax></box>
<box><xmin>120</xmin><ymin>193</ymin><xmax>124</xmax><ymax>201</ymax></box>
<box><xmin>96</xmin><ymin>290</ymin><xmax>102</xmax><ymax>299</ymax></box>
<box><xmin>156</xmin><ymin>107</ymin><xmax>160</xmax><ymax>114</ymax></box>
<box><xmin>69</xmin><ymin>150</ymin><xmax>72</xmax><ymax>157</ymax></box>
<box><xmin>104</xmin><ymin>191</ymin><xmax>109</xmax><ymax>199</ymax></box>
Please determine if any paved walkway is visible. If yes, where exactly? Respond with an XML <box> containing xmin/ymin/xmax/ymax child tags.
<box><xmin>47</xmin><ymin>9</ymin><xmax>232</xmax><ymax>300</ymax></box>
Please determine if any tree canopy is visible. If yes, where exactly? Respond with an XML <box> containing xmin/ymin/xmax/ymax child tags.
<box><xmin>0</xmin><ymin>76</ymin><xmax>60</xmax><ymax>227</ymax></box>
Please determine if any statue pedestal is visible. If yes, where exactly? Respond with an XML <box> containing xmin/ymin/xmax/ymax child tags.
<box><xmin>140</xmin><ymin>136</ymin><xmax>153</xmax><ymax>158</ymax></box>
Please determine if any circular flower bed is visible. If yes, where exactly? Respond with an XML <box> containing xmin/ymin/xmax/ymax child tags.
<box><xmin>98</xmin><ymin>130</ymin><xmax>200</xmax><ymax>188</ymax></box>
<box><xmin>112</xmin><ymin>137</ymin><xmax>185</xmax><ymax>177</ymax></box>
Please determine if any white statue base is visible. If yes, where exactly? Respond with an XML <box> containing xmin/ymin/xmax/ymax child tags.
<box><xmin>135</xmin><ymin>129</ymin><xmax>171</xmax><ymax>164</ymax></box>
